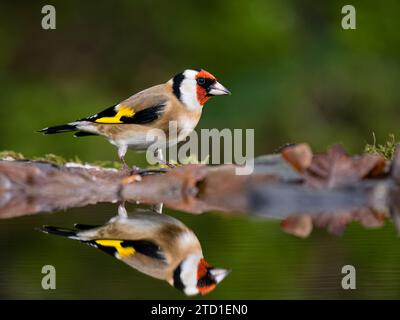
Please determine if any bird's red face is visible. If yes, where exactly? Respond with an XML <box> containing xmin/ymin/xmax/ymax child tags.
<box><xmin>172</xmin><ymin>69</ymin><xmax>230</xmax><ymax>110</ymax></box>
<box><xmin>195</xmin><ymin>69</ymin><xmax>231</xmax><ymax>106</ymax></box>
<box><xmin>196</xmin><ymin>258</ymin><xmax>230</xmax><ymax>295</ymax></box>
<box><xmin>172</xmin><ymin>253</ymin><xmax>230</xmax><ymax>296</ymax></box>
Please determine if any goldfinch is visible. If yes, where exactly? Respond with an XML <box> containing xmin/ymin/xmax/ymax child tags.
<box><xmin>39</xmin><ymin>69</ymin><xmax>230</xmax><ymax>166</ymax></box>
<box><xmin>39</xmin><ymin>209</ymin><xmax>230</xmax><ymax>295</ymax></box>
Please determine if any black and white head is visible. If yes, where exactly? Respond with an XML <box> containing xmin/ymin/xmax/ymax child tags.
<box><xmin>171</xmin><ymin>69</ymin><xmax>231</xmax><ymax>111</ymax></box>
<box><xmin>172</xmin><ymin>253</ymin><xmax>230</xmax><ymax>296</ymax></box>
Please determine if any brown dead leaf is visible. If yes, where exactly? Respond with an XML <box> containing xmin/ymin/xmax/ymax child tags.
<box><xmin>353</xmin><ymin>154</ymin><xmax>387</xmax><ymax>178</ymax></box>
<box><xmin>278</xmin><ymin>144</ymin><xmax>388</xmax><ymax>237</ymax></box>
<box><xmin>391</xmin><ymin>145</ymin><xmax>400</xmax><ymax>180</ymax></box>
<box><xmin>311</xmin><ymin>210</ymin><xmax>354</xmax><ymax>236</ymax></box>
<box><xmin>305</xmin><ymin>145</ymin><xmax>359</xmax><ymax>188</ymax></box>
<box><xmin>281</xmin><ymin>214</ymin><xmax>313</xmax><ymax>238</ymax></box>
<box><xmin>282</xmin><ymin>208</ymin><xmax>387</xmax><ymax>238</ymax></box>
<box><xmin>282</xmin><ymin>144</ymin><xmax>387</xmax><ymax>188</ymax></box>
<box><xmin>281</xmin><ymin>143</ymin><xmax>313</xmax><ymax>172</ymax></box>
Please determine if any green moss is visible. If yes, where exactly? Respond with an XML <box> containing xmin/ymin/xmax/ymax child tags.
<box><xmin>91</xmin><ymin>160</ymin><xmax>123</xmax><ymax>170</ymax></box>
<box><xmin>0</xmin><ymin>150</ymin><xmax>25</xmax><ymax>160</ymax></box>
<box><xmin>0</xmin><ymin>150</ymin><xmax>122</xmax><ymax>169</ymax></box>
<box><xmin>180</xmin><ymin>155</ymin><xmax>209</xmax><ymax>165</ymax></box>
<box><xmin>364</xmin><ymin>133</ymin><xmax>399</xmax><ymax>160</ymax></box>
<box><xmin>32</xmin><ymin>153</ymin><xmax>75</xmax><ymax>165</ymax></box>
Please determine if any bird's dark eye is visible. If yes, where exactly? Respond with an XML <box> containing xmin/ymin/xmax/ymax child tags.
<box><xmin>197</xmin><ymin>77</ymin><xmax>206</xmax><ymax>85</ymax></box>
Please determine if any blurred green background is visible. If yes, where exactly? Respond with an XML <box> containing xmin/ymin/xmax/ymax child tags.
<box><xmin>1</xmin><ymin>0</ymin><xmax>400</xmax><ymax>299</ymax></box>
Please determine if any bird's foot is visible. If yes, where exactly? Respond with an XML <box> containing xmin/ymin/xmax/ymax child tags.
<box><xmin>118</xmin><ymin>202</ymin><xmax>128</xmax><ymax>218</ymax></box>
<box><xmin>137</xmin><ymin>168</ymin><xmax>168</xmax><ymax>175</ymax></box>
<box><xmin>157</xmin><ymin>159</ymin><xmax>177</xmax><ymax>169</ymax></box>
<box><xmin>122</xmin><ymin>165</ymin><xmax>167</xmax><ymax>176</ymax></box>
<box><xmin>129</xmin><ymin>165</ymin><xmax>141</xmax><ymax>175</ymax></box>
<box><xmin>120</xmin><ymin>158</ymin><xmax>168</xmax><ymax>176</ymax></box>
<box><xmin>121</xmin><ymin>164</ymin><xmax>133</xmax><ymax>174</ymax></box>
<box><xmin>121</xmin><ymin>163</ymin><xmax>142</xmax><ymax>175</ymax></box>
<box><xmin>152</xmin><ymin>203</ymin><xmax>163</xmax><ymax>214</ymax></box>
<box><xmin>165</xmin><ymin>162</ymin><xmax>177</xmax><ymax>169</ymax></box>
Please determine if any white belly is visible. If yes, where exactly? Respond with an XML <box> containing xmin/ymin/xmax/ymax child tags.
<box><xmin>108</xmin><ymin>116</ymin><xmax>199</xmax><ymax>150</ymax></box>
<box><xmin>110</xmin><ymin>131</ymin><xmax>165</xmax><ymax>150</ymax></box>
<box><xmin>176</xmin><ymin>117</ymin><xmax>198</xmax><ymax>143</ymax></box>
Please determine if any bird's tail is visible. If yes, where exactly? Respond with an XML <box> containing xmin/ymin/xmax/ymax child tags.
<box><xmin>38</xmin><ymin>123</ymin><xmax>77</xmax><ymax>134</ymax></box>
<box><xmin>38</xmin><ymin>225</ymin><xmax>80</xmax><ymax>239</ymax></box>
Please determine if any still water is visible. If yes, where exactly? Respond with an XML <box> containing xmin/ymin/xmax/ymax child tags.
<box><xmin>0</xmin><ymin>202</ymin><xmax>399</xmax><ymax>299</ymax></box>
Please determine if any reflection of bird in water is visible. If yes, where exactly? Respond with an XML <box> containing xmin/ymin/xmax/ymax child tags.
<box><xmin>38</xmin><ymin>207</ymin><xmax>230</xmax><ymax>295</ymax></box>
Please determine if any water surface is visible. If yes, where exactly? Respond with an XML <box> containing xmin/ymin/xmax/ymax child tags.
<box><xmin>0</xmin><ymin>203</ymin><xmax>399</xmax><ymax>299</ymax></box>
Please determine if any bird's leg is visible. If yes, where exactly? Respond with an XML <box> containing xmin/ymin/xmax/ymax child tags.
<box><xmin>152</xmin><ymin>203</ymin><xmax>163</xmax><ymax>214</ymax></box>
<box><xmin>155</xmin><ymin>148</ymin><xmax>175</xmax><ymax>168</ymax></box>
<box><xmin>118</xmin><ymin>146</ymin><xmax>168</xmax><ymax>176</ymax></box>
<box><xmin>118</xmin><ymin>202</ymin><xmax>128</xmax><ymax>218</ymax></box>
<box><xmin>108</xmin><ymin>202</ymin><xmax>128</xmax><ymax>223</ymax></box>
<box><xmin>151</xmin><ymin>149</ymin><xmax>165</xmax><ymax>213</ymax></box>
<box><xmin>155</xmin><ymin>148</ymin><xmax>164</xmax><ymax>163</ymax></box>
<box><xmin>118</xmin><ymin>145</ymin><xmax>129</xmax><ymax>170</ymax></box>
<box><xmin>118</xmin><ymin>145</ymin><xmax>141</xmax><ymax>174</ymax></box>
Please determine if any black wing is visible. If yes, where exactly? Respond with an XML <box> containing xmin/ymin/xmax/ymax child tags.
<box><xmin>120</xmin><ymin>104</ymin><xmax>166</xmax><ymax>124</ymax></box>
<box><xmin>87</xmin><ymin>239</ymin><xmax>165</xmax><ymax>261</ymax></box>
<box><xmin>79</xmin><ymin>104</ymin><xmax>166</xmax><ymax>125</ymax></box>
<box><xmin>78</xmin><ymin>105</ymin><xmax>119</xmax><ymax>122</ymax></box>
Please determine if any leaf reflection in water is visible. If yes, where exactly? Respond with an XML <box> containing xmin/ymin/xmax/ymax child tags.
<box><xmin>38</xmin><ymin>208</ymin><xmax>230</xmax><ymax>296</ymax></box>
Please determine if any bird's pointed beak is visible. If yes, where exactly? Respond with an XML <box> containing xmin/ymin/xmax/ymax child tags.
<box><xmin>210</xmin><ymin>268</ymin><xmax>231</xmax><ymax>283</ymax></box>
<box><xmin>208</xmin><ymin>81</ymin><xmax>231</xmax><ymax>96</ymax></box>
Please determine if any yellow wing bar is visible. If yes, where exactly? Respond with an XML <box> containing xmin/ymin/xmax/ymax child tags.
<box><xmin>95</xmin><ymin>106</ymin><xmax>135</xmax><ymax>123</ymax></box>
<box><xmin>95</xmin><ymin>239</ymin><xmax>135</xmax><ymax>258</ymax></box>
